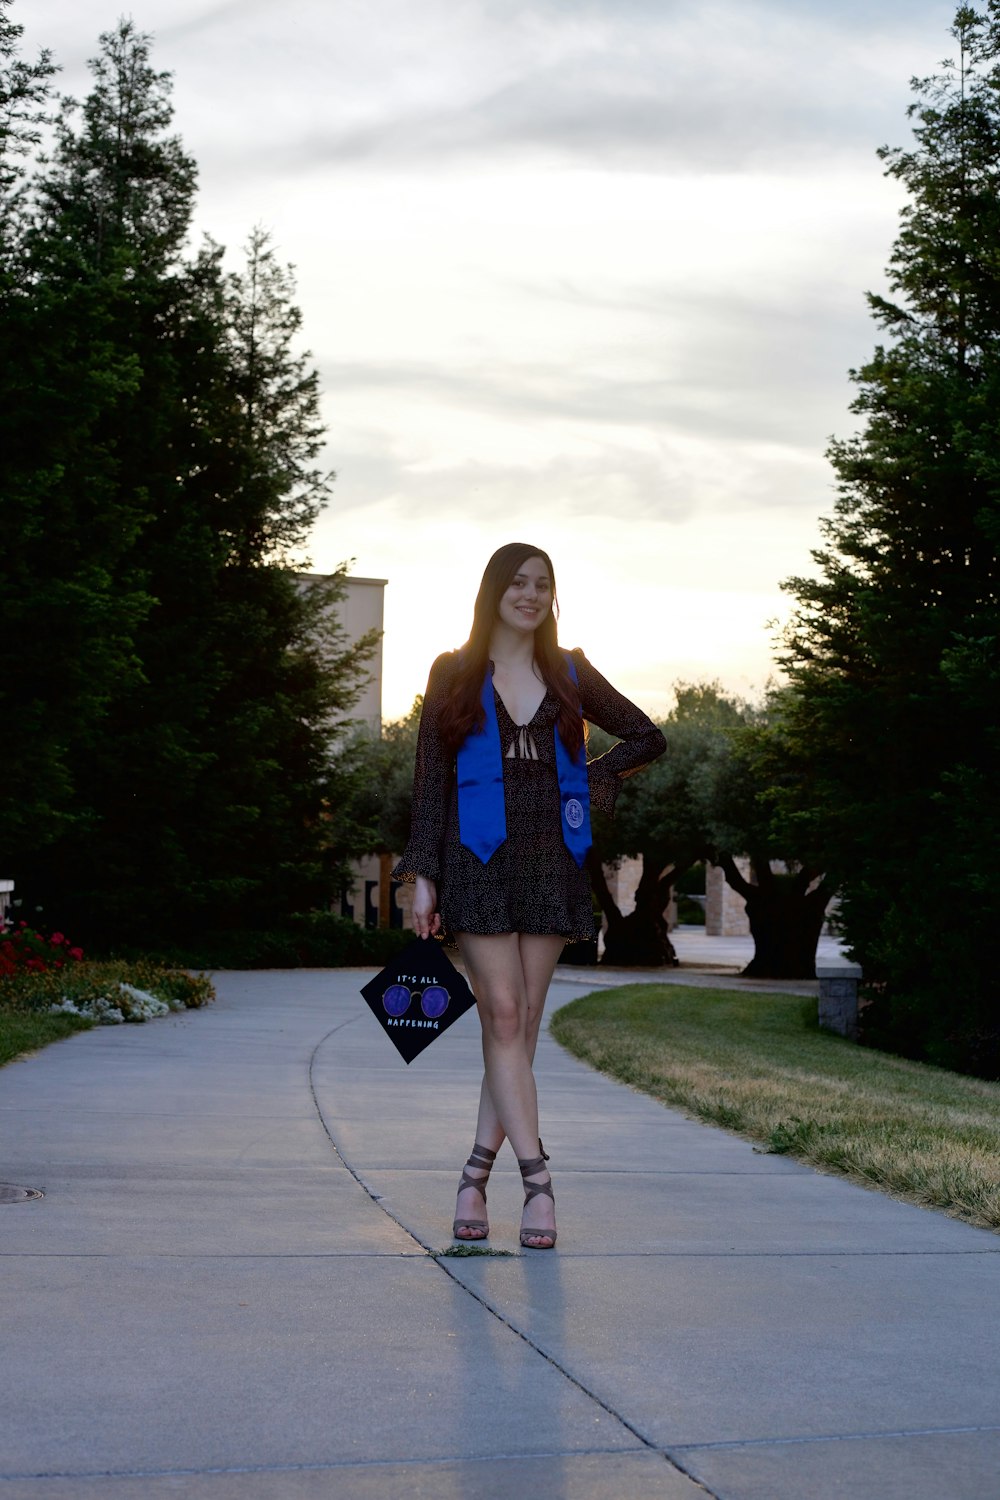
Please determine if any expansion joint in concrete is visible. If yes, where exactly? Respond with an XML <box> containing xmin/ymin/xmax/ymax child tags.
<box><xmin>306</xmin><ymin>1021</ymin><xmax>722</xmax><ymax>1500</ymax></box>
<box><xmin>671</xmin><ymin>1419</ymin><xmax>1000</xmax><ymax>1453</ymax></box>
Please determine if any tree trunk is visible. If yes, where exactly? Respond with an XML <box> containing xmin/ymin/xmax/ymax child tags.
<box><xmin>591</xmin><ymin>853</ymin><xmax>680</xmax><ymax>967</ymax></box>
<box><xmin>378</xmin><ymin>851</ymin><xmax>392</xmax><ymax>929</ymax></box>
<box><xmin>716</xmin><ymin>854</ymin><xmax>833</xmax><ymax>979</ymax></box>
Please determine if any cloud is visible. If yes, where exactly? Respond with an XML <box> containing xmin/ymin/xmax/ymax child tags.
<box><xmin>156</xmin><ymin>1</ymin><xmax>267</xmax><ymax>44</ymax></box>
<box><xmin>317</xmin><ymin>401</ymin><xmax>831</xmax><ymax>540</ymax></box>
<box><xmin>318</xmin><ymin>263</ymin><xmax>868</xmax><ymax>457</ymax></box>
<box><xmin>18</xmin><ymin>0</ymin><xmax>947</xmax><ymax>697</ymax></box>
<box><xmin>181</xmin><ymin>0</ymin><xmax>949</xmax><ymax>179</ymax></box>
<box><xmin>26</xmin><ymin>0</ymin><xmax>951</xmax><ymax>188</ymax></box>
<box><xmin>313</xmin><ymin>428</ymin><xmax>698</xmax><ymax>527</ymax></box>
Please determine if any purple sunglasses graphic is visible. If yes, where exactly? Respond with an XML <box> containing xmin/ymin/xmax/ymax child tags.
<box><xmin>382</xmin><ymin>983</ymin><xmax>450</xmax><ymax>1019</ymax></box>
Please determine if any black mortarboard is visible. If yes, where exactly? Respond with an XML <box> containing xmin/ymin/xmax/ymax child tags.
<box><xmin>360</xmin><ymin>937</ymin><xmax>477</xmax><ymax>1064</ymax></box>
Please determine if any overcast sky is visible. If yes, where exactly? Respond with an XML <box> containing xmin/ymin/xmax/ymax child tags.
<box><xmin>21</xmin><ymin>0</ymin><xmax>953</xmax><ymax>717</ymax></box>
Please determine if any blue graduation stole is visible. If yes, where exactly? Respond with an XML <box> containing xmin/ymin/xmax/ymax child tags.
<box><xmin>456</xmin><ymin>652</ymin><xmax>592</xmax><ymax>868</ymax></box>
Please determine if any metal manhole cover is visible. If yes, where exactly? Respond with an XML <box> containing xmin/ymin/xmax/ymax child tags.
<box><xmin>0</xmin><ymin>1184</ymin><xmax>44</xmax><ymax>1203</ymax></box>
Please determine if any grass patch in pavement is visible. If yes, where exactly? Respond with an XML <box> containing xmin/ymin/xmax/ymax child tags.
<box><xmin>0</xmin><ymin>1009</ymin><xmax>94</xmax><ymax>1068</ymax></box>
<box><xmin>437</xmin><ymin>1245</ymin><xmax>516</xmax><ymax>1257</ymax></box>
<box><xmin>550</xmin><ymin>984</ymin><xmax>1000</xmax><ymax>1232</ymax></box>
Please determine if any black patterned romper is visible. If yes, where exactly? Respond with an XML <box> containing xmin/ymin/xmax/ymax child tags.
<box><xmin>392</xmin><ymin>649</ymin><xmax>666</xmax><ymax>940</ymax></box>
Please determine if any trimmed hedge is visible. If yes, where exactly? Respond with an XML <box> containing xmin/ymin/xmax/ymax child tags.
<box><xmin>150</xmin><ymin>912</ymin><xmax>413</xmax><ymax>970</ymax></box>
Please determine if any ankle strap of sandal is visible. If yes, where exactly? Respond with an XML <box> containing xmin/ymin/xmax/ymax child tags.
<box><xmin>518</xmin><ymin>1154</ymin><xmax>554</xmax><ymax>1206</ymax></box>
<box><xmin>517</xmin><ymin>1155</ymin><xmax>548</xmax><ymax>1178</ymax></box>
<box><xmin>467</xmin><ymin>1143</ymin><xmax>497</xmax><ymax>1171</ymax></box>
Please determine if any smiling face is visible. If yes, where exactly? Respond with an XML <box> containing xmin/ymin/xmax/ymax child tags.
<box><xmin>496</xmin><ymin>555</ymin><xmax>553</xmax><ymax>634</ymax></box>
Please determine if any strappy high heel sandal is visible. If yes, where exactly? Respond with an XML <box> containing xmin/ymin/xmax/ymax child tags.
<box><xmin>452</xmin><ymin>1142</ymin><xmax>497</xmax><ymax>1241</ymax></box>
<box><xmin>518</xmin><ymin>1154</ymin><xmax>557</xmax><ymax>1250</ymax></box>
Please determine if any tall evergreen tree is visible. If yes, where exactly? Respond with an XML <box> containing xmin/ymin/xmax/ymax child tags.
<box><xmin>780</xmin><ymin>5</ymin><xmax>1000</xmax><ymax>1071</ymax></box>
<box><xmin>7</xmin><ymin>19</ymin><xmax>226</xmax><ymax>940</ymax></box>
<box><xmin>0</xmin><ymin>7</ymin><xmax>150</xmax><ymax>859</ymax></box>
<box><xmin>168</xmin><ymin>228</ymin><xmax>377</xmax><ymax>940</ymax></box>
<box><xmin>221</xmin><ymin>227</ymin><xmax>329</xmax><ymax>563</ymax></box>
<box><xmin>0</xmin><ymin>0</ymin><xmax>55</xmax><ymax>221</ymax></box>
<box><xmin>2</xmin><ymin>15</ymin><xmax>374</xmax><ymax>949</ymax></box>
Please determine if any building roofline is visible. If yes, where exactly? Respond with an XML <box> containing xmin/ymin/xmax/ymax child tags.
<box><xmin>296</xmin><ymin>572</ymin><xmax>388</xmax><ymax>587</ymax></box>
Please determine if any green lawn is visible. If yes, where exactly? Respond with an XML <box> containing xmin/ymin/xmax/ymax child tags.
<box><xmin>0</xmin><ymin>1009</ymin><xmax>94</xmax><ymax>1068</ymax></box>
<box><xmin>550</xmin><ymin>984</ymin><xmax>1000</xmax><ymax>1232</ymax></box>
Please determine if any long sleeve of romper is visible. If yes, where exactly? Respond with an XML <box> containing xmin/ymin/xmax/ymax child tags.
<box><xmin>391</xmin><ymin>652</ymin><xmax>458</xmax><ymax>884</ymax></box>
<box><xmin>573</xmin><ymin>648</ymin><xmax>667</xmax><ymax>817</ymax></box>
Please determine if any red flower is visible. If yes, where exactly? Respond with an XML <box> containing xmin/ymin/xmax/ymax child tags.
<box><xmin>69</xmin><ymin>947</ymin><xmax>84</xmax><ymax>962</ymax></box>
<box><xmin>51</xmin><ymin>933</ymin><xmax>65</xmax><ymax>945</ymax></box>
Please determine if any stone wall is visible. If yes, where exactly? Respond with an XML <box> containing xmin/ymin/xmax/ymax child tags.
<box><xmin>704</xmin><ymin>860</ymin><xmax>751</xmax><ymax>936</ymax></box>
<box><xmin>604</xmin><ymin>856</ymin><xmax>643</xmax><ymax>917</ymax></box>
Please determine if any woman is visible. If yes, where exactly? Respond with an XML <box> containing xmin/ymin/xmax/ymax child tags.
<box><xmin>392</xmin><ymin>543</ymin><xmax>666</xmax><ymax>1249</ymax></box>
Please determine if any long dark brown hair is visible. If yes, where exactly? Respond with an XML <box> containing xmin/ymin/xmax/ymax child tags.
<box><xmin>438</xmin><ymin>542</ymin><xmax>585</xmax><ymax>756</ymax></box>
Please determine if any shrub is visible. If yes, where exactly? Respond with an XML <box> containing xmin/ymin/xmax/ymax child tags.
<box><xmin>157</xmin><ymin>912</ymin><xmax>412</xmax><ymax>969</ymax></box>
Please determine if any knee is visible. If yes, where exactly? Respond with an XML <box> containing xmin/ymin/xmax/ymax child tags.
<box><xmin>481</xmin><ymin>991</ymin><xmax>524</xmax><ymax>1046</ymax></box>
<box><xmin>525</xmin><ymin>993</ymin><xmax>546</xmax><ymax>1030</ymax></box>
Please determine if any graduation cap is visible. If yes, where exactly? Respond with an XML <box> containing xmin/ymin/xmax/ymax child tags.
<box><xmin>360</xmin><ymin>937</ymin><xmax>477</xmax><ymax>1064</ymax></box>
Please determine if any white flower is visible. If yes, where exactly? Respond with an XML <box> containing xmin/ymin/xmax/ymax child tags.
<box><xmin>119</xmin><ymin>982</ymin><xmax>158</xmax><ymax>1005</ymax></box>
<box><xmin>50</xmin><ymin>982</ymin><xmax>176</xmax><ymax>1025</ymax></box>
<box><xmin>113</xmin><ymin>983</ymin><xmax>170</xmax><ymax>1021</ymax></box>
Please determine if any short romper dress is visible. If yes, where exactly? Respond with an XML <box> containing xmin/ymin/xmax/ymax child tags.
<box><xmin>392</xmin><ymin>648</ymin><xmax>666</xmax><ymax>940</ymax></box>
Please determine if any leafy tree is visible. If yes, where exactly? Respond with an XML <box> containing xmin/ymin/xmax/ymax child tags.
<box><xmin>331</xmin><ymin>700</ymin><xmax>423</xmax><ymax>864</ymax></box>
<box><xmin>591</xmin><ymin>683</ymin><xmax>836</xmax><ymax>976</ymax></box>
<box><xmin>695</xmin><ymin>688</ymin><xmax>836</xmax><ymax>979</ymax></box>
<box><xmin>590</xmin><ymin>684</ymin><xmax>742</xmax><ymax>966</ymax></box>
<box><xmin>780</xmin><ymin>5</ymin><xmax>1000</xmax><ymax>1072</ymax></box>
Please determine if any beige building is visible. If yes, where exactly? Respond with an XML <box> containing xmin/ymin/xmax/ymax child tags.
<box><xmin>333</xmin><ymin>574</ymin><xmax>386</xmax><ymax>731</ymax></box>
<box><xmin>297</xmin><ymin>572</ymin><xmax>386</xmax><ymax>732</ymax></box>
<box><xmin>306</xmin><ymin>572</ymin><xmax>398</xmax><ymax>928</ymax></box>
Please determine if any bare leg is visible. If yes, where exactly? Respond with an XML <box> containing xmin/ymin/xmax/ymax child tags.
<box><xmin>455</xmin><ymin>932</ymin><xmax>564</xmax><ymax>1247</ymax></box>
<box><xmin>467</xmin><ymin>932</ymin><xmax>564</xmax><ymax>1148</ymax></box>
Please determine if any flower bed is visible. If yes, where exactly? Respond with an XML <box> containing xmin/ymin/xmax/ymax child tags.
<box><xmin>0</xmin><ymin>920</ymin><xmax>214</xmax><ymax>1026</ymax></box>
<box><xmin>0</xmin><ymin>920</ymin><xmax>213</xmax><ymax>1068</ymax></box>
<box><xmin>4</xmin><ymin>963</ymin><xmax>215</xmax><ymax>1023</ymax></box>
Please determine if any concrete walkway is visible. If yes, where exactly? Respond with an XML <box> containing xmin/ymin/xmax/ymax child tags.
<box><xmin>1</xmin><ymin>962</ymin><xmax>998</xmax><ymax>1500</ymax></box>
